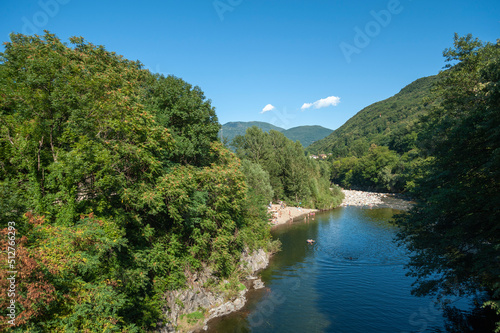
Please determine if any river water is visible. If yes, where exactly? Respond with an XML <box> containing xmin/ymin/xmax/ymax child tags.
<box><xmin>206</xmin><ymin>207</ymin><xmax>478</xmax><ymax>333</ymax></box>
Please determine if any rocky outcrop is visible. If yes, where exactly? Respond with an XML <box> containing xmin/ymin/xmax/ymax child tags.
<box><xmin>203</xmin><ymin>289</ymin><xmax>246</xmax><ymax>326</ymax></box>
<box><xmin>239</xmin><ymin>248</ymin><xmax>269</xmax><ymax>275</ymax></box>
<box><xmin>157</xmin><ymin>248</ymin><xmax>271</xmax><ymax>332</ymax></box>
<box><xmin>253</xmin><ymin>278</ymin><xmax>265</xmax><ymax>290</ymax></box>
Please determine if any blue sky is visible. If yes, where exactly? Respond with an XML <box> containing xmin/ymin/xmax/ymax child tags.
<box><xmin>1</xmin><ymin>0</ymin><xmax>498</xmax><ymax>130</ymax></box>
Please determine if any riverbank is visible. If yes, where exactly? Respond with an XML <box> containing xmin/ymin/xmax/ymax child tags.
<box><xmin>161</xmin><ymin>249</ymin><xmax>271</xmax><ymax>333</ymax></box>
<box><xmin>268</xmin><ymin>204</ymin><xmax>319</xmax><ymax>226</ymax></box>
<box><xmin>198</xmin><ymin>192</ymin><xmax>413</xmax><ymax>332</ymax></box>
<box><xmin>268</xmin><ymin>189</ymin><xmax>413</xmax><ymax>227</ymax></box>
<box><xmin>340</xmin><ymin>189</ymin><xmax>414</xmax><ymax>211</ymax></box>
<box><xmin>204</xmin><ymin>207</ymin><xmax>458</xmax><ymax>333</ymax></box>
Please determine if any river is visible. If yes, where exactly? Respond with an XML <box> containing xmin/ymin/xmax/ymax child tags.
<box><xmin>205</xmin><ymin>207</ymin><xmax>477</xmax><ymax>333</ymax></box>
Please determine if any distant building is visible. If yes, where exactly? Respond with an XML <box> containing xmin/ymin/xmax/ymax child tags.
<box><xmin>310</xmin><ymin>155</ymin><xmax>319</xmax><ymax>159</ymax></box>
<box><xmin>319</xmin><ymin>154</ymin><xmax>327</xmax><ymax>159</ymax></box>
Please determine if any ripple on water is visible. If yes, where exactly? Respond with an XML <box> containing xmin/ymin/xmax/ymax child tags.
<box><xmin>207</xmin><ymin>208</ymin><xmax>451</xmax><ymax>333</ymax></box>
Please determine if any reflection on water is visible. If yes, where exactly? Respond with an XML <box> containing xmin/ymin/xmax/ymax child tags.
<box><xmin>206</xmin><ymin>207</ymin><xmax>489</xmax><ymax>333</ymax></box>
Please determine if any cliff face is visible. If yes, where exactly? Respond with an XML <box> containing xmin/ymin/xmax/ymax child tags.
<box><xmin>158</xmin><ymin>249</ymin><xmax>270</xmax><ymax>332</ymax></box>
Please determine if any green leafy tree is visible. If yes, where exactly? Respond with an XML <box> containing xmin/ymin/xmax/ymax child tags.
<box><xmin>0</xmin><ymin>31</ymin><xmax>174</xmax><ymax>331</ymax></box>
<box><xmin>234</xmin><ymin>127</ymin><xmax>343</xmax><ymax>208</ymax></box>
<box><xmin>395</xmin><ymin>34</ymin><xmax>500</xmax><ymax>330</ymax></box>
<box><xmin>241</xmin><ymin>159</ymin><xmax>274</xmax><ymax>204</ymax></box>
<box><xmin>0</xmin><ymin>32</ymin><xmax>172</xmax><ymax>225</ymax></box>
<box><xmin>330</xmin><ymin>144</ymin><xmax>404</xmax><ymax>192</ymax></box>
<box><xmin>353</xmin><ymin>144</ymin><xmax>401</xmax><ymax>191</ymax></box>
<box><xmin>145</xmin><ymin>74</ymin><xmax>220</xmax><ymax>167</ymax></box>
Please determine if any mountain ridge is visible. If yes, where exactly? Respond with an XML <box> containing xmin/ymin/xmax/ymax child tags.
<box><xmin>307</xmin><ymin>75</ymin><xmax>440</xmax><ymax>156</ymax></box>
<box><xmin>220</xmin><ymin>122</ymin><xmax>333</xmax><ymax>147</ymax></box>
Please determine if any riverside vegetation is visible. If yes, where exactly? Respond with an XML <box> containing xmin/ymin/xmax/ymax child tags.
<box><xmin>0</xmin><ymin>31</ymin><xmax>498</xmax><ymax>331</ymax></box>
<box><xmin>232</xmin><ymin>127</ymin><xmax>344</xmax><ymax>210</ymax></box>
<box><xmin>0</xmin><ymin>32</ymin><xmax>344</xmax><ymax>332</ymax></box>
<box><xmin>313</xmin><ymin>34</ymin><xmax>500</xmax><ymax>330</ymax></box>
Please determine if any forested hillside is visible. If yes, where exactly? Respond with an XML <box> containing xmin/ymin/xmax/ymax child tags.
<box><xmin>221</xmin><ymin>122</ymin><xmax>332</xmax><ymax>147</ymax></box>
<box><xmin>220</xmin><ymin>121</ymin><xmax>284</xmax><ymax>143</ymax></box>
<box><xmin>0</xmin><ymin>32</ymin><xmax>276</xmax><ymax>332</ymax></box>
<box><xmin>308</xmin><ymin>75</ymin><xmax>440</xmax><ymax>157</ymax></box>
<box><xmin>283</xmin><ymin>125</ymin><xmax>333</xmax><ymax>147</ymax></box>
<box><xmin>301</xmin><ymin>75</ymin><xmax>443</xmax><ymax>193</ymax></box>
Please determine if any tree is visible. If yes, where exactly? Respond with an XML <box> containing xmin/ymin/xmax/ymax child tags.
<box><xmin>145</xmin><ymin>74</ymin><xmax>220</xmax><ymax>167</ymax></box>
<box><xmin>241</xmin><ymin>159</ymin><xmax>274</xmax><ymax>204</ymax></box>
<box><xmin>395</xmin><ymin>34</ymin><xmax>500</xmax><ymax>330</ymax></box>
<box><xmin>353</xmin><ymin>144</ymin><xmax>400</xmax><ymax>191</ymax></box>
<box><xmin>329</xmin><ymin>144</ymin><xmax>404</xmax><ymax>192</ymax></box>
<box><xmin>234</xmin><ymin>127</ymin><xmax>343</xmax><ymax>208</ymax></box>
<box><xmin>0</xmin><ymin>32</ymin><xmax>274</xmax><ymax>331</ymax></box>
<box><xmin>0</xmin><ymin>32</ymin><xmax>171</xmax><ymax>225</ymax></box>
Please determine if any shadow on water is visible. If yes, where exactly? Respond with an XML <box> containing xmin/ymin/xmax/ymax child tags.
<box><xmin>441</xmin><ymin>303</ymin><xmax>499</xmax><ymax>333</ymax></box>
<box><xmin>205</xmin><ymin>207</ymin><xmax>498</xmax><ymax>333</ymax></box>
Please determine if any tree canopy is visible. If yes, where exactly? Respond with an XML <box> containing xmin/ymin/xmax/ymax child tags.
<box><xmin>145</xmin><ymin>73</ymin><xmax>220</xmax><ymax>167</ymax></box>
<box><xmin>0</xmin><ymin>32</ymin><xmax>273</xmax><ymax>332</ymax></box>
<box><xmin>233</xmin><ymin>127</ymin><xmax>343</xmax><ymax>209</ymax></box>
<box><xmin>395</xmin><ymin>34</ymin><xmax>500</xmax><ymax>330</ymax></box>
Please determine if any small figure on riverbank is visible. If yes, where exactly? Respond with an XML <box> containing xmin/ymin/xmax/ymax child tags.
<box><xmin>307</xmin><ymin>239</ymin><xmax>315</xmax><ymax>244</ymax></box>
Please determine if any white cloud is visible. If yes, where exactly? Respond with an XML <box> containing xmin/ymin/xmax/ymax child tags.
<box><xmin>261</xmin><ymin>104</ymin><xmax>276</xmax><ymax>113</ymax></box>
<box><xmin>301</xmin><ymin>102</ymin><xmax>313</xmax><ymax>110</ymax></box>
<box><xmin>301</xmin><ymin>96</ymin><xmax>341</xmax><ymax>110</ymax></box>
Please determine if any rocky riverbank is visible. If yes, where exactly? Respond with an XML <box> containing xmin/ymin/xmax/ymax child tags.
<box><xmin>158</xmin><ymin>190</ymin><xmax>413</xmax><ymax>332</ymax></box>
<box><xmin>340</xmin><ymin>189</ymin><xmax>414</xmax><ymax>211</ymax></box>
<box><xmin>269</xmin><ymin>189</ymin><xmax>414</xmax><ymax>228</ymax></box>
<box><xmin>157</xmin><ymin>249</ymin><xmax>270</xmax><ymax>333</ymax></box>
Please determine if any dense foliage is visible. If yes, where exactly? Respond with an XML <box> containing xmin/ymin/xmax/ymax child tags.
<box><xmin>330</xmin><ymin>144</ymin><xmax>407</xmax><ymax>192</ymax></box>
<box><xmin>232</xmin><ymin>127</ymin><xmax>343</xmax><ymax>209</ymax></box>
<box><xmin>145</xmin><ymin>74</ymin><xmax>220</xmax><ymax>167</ymax></box>
<box><xmin>0</xmin><ymin>32</ymin><xmax>272</xmax><ymax>332</ymax></box>
<box><xmin>395</xmin><ymin>34</ymin><xmax>500</xmax><ymax>330</ymax></box>
<box><xmin>305</xmin><ymin>74</ymin><xmax>444</xmax><ymax>192</ymax></box>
